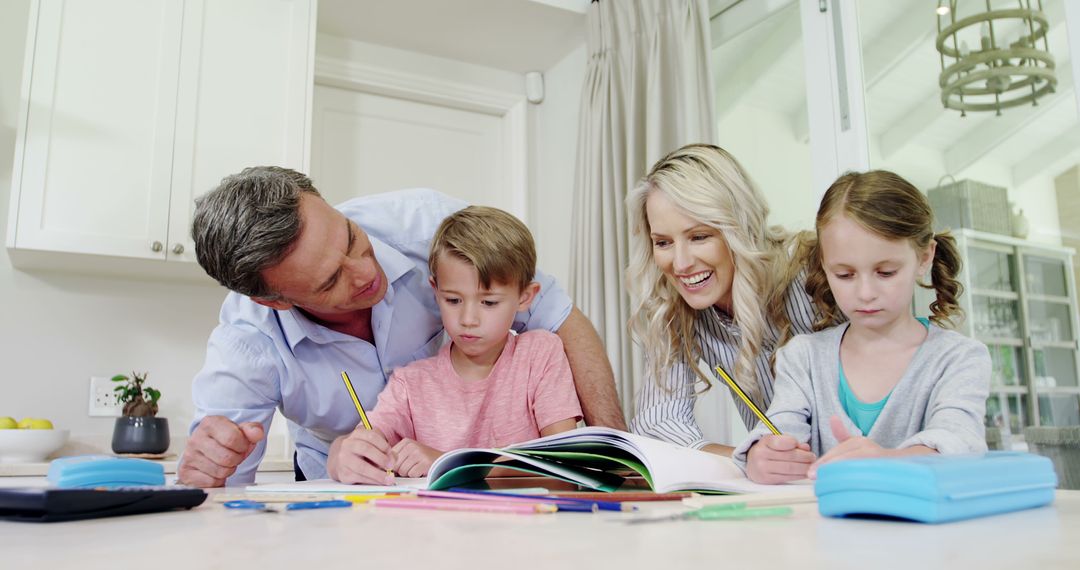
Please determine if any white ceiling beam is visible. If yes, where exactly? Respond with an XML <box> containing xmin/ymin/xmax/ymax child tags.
<box><xmin>878</xmin><ymin>95</ymin><xmax>943</xmax><ymax>159</ymax></box>
<box><xmin>944</xmin><ymin>63</ymin><xmax>1074</xmax><ymax>174</ymax></box>
<box><xmin>710</xmin><ymin>0</ymin><xmax>795</xmax><ymax>47</ymax></box>
<box><xmin>1011</xmin><ymin>126</ymin><xmax>1080</xmax><ymax>186</ymax></box>
<box><xmin>862</xmin><ymin>0</ymin><xmax>933</xmax><ymax>90</ymax></box>
<box><xmin>524</xmin><ymin>0</ymin><xmax>589</xmax><ymax>15</ymax></box>
<box><xmin>715</xmin><ymin>5</ymin><xmax>800</xmax><ymax>119</ymax></box>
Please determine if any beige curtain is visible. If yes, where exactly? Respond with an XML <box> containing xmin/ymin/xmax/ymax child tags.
<box><xmin>570</xmin><ymin>0</ymin><xmax>716</xmax><ymax>415</ymax></box>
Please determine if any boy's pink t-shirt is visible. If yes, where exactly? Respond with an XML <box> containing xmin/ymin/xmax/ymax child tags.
<box><xmin>368</xmin><ymin>329</ymin><xmax>582</xmax><ymax>450</ymax></box>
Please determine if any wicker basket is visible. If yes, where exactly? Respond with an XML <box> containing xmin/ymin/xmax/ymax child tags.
<box><xmin>1025</xmin><ymin>426</ymin><xmax>1080</xmax><ymax>490</ymax></box>
<box><xmin>928</xmin><ymin>179</ymin><xmax>1012</xmax><ymax>235</ymax></box>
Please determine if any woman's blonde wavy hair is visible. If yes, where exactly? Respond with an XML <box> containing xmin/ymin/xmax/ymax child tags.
<box><xmin>626</xmin><ymin>144</ymin><xmax>804</xmax><ymax>409</ymax></box>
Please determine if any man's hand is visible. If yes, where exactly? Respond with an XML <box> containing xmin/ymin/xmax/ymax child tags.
<box><xmin>391</xmin><ymin>438</ymin><xmax>442</xmax><ymax>478</ymax></box>
<box><xmin>745</xmin><ymin>434</ymin><xmax>815</xmax><ymax>484</ymax></box>
<box><xmin>178</xmin><ymin>416</ymin><xmax>265</xmax><ymax>488</ymax></box>
<box><xmin>808</xmin><ymin>416</ymin><xmax>887</xmax><ymax>478</ymax></box>
<box><xmin>327</xmin><ymin>428</ymin><xmax>395</xmax><ymax>485</ymax></box>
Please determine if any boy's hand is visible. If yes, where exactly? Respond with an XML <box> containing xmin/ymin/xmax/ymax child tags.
<box><xmin>745</xmin><ymin>434</ymin><xmax>815</xmax><ymax>484</ymax></box>
<box><xmin>808</xmin><ymin>415</ymin><xmax>887</xmax><ymax>478</ymax></box>
<box><xmin>327</xmin><ymin>427</ymin><xmax>395</xmax><ymax>485</ymax></box>
<box><xmin>391</xmin><ymin>439</ymin><xmax>442</xmax><ymax>478</ymax></box>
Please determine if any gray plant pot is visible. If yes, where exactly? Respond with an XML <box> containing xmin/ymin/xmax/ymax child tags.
<box><xmin>111</xmin><ymin>416</ymin><xmax>170</xmax><ymax>454</ymax></box>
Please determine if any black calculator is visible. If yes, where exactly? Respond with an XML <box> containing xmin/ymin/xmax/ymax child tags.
<box><xmin>0</xmin><ymin>486</ymin><xmax>207</xmax><ymax>522</ymax></box>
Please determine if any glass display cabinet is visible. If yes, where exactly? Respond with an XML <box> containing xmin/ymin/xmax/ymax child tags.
<box><xmin>917</xmin><ymin>229</ymin><xmax>1080</xmax><ymax>440</ymax></box>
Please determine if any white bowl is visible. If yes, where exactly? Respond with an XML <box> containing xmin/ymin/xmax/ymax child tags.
<box><xmin>0</xmin><ymin>429</ymin><xmax>70</xmax><ymax>463</ymax></box>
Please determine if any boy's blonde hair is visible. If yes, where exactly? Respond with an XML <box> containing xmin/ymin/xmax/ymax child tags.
<box><xmin>626</xmin><ymin>143</ymin><xmax>803</xmax><ymax>409</ymax></box>
<box><xmin>429</xmin><ymin>206</ymin><xmax>536</xmax><ymax>290</ymax></box>
<box><xmin>804</xmin><ymin>170</ymin><xmax>963</xmax><ymax>328</ymax></box>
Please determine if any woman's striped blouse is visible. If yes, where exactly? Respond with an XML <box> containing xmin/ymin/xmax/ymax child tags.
<box><xmin>629</xmin><ymin>277</ymin><xmax>819</xmax><ymax>448</ymax></box>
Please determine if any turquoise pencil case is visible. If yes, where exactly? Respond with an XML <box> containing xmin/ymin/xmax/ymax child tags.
<box><xmin>47</xmin><ymin>455</ymin><xmax>165</xmax><ymax>488</ymax></box>
<box><xmin>815</xmin><ymin>451</ymin><xmax>1057</xmax><ymax>523</ymax></box>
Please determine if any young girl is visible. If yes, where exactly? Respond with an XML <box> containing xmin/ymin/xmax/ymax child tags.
<box><xmin>733</xmin><ymin>170</ymin><xmax>991</xmax><ymax>484</ymax></box>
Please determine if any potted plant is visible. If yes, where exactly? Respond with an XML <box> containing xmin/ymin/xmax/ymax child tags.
<box><xmin>110</xmin><ymin>372</ymin><xmax>170</xmax><ymax>454</ymax></box>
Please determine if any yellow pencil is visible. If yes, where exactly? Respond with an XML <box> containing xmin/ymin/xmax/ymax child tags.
<box><xmin>340</xmin><ymin>371</ymin><xmax>393</xmax><ymax>479</ymax></box>
<box><xmin>714</xmin><ymin>365</ymin><xmax>782</xmax><ymax>435</ymax></box>
<box><xmin>340</xmin><ymin>371</ymin><xmax>372</xmax><ymax>430</ymax></box>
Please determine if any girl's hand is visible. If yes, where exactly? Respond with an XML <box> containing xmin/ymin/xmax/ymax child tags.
<box><xmin>745</xmin><ymin>434</ymin><xmax>816</xmax><ymax>484</ymax></box>
<box><xmin>391</xmin><ymin>439</ymin><xmax>443</xmax><ymax>478</ymax></box>
<box><xmin>808</xmin><ymin>416</ymin><xmax>888</xmax><ymax>478</ymax></box>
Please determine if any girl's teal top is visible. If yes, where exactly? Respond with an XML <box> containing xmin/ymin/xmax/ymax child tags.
<box><xmin>838</xmin><ymin>318</ymin><xmax>930</xmax><ymax>435</ymax></box>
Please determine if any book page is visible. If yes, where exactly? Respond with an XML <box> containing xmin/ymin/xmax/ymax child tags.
<box><xmin>245</xmin><ymin>479</ymin><xmax>424</xmax><ymax>494</ymax></box>
<box><xmin>508</xmin><ymin>426</ymin><xmax>803</xmax><ymax>494</ymax></box>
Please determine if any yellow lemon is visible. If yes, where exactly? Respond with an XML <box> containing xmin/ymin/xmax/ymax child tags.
<box><xmin>17</xmin><ymin>417</ymin><xmax>33</xmax><ymax>429</ymax></box>
<box><xmin>27</xmin><ymin>418</ymin><xmax>53</xmax><ymax>430</ymax></box>
<box><xmin>0</xmin><ymin>417</ymin><xmax>17</xmax><ymax>429</ymax></box>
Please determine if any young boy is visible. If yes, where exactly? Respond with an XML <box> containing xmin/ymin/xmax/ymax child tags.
<box><xmin>328</xmin><ymin>206</ymin><xmax>582</xmax><ymax>484</ymax></box>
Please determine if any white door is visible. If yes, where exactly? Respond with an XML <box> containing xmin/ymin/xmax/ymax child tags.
<box><xmin>10</xmin><ymin>0</ymin><xmax>182</xmax><ymax>259</ymax></box>
<box><xmin>168</xmin><ymin>0</ymin><xmax>314</xmax><ymax>262</ymax></box>
<box><xmin>310</xmin><ymin>85</ymin><xmax>512</xmax><ymax>215</ymax></box>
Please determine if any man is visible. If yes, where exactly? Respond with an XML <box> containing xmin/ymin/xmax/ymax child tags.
<box><xmin>179</xmin><ymin>166</ymin><xmax>625</xmax><ymax>487</ymax></box>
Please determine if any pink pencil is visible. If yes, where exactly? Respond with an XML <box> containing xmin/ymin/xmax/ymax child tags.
<box><xmin>371</xmin><ymin>497</ymin><xmax>557</xmax><ymax>515</ymax></box>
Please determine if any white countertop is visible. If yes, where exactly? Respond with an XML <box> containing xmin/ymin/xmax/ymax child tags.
<box><xmin>0</xmin><ymin>477</ymin><xmax>1076</xmax><ymax>570</ymax></box>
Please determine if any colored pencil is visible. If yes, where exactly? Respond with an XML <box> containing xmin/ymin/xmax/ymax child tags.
<box><xmin>548</xmin><ymin>491</ymin><xmax>691</xmax><ymax>502</ymax></box>
<box><xmin>343</xmin><ymin>493</ymin><xmax>410</xmax><ymax>504</ymax></box>
<box><xmin>436</xmin><ymin>488</ymin><xmax>635</xmax><ymax>512</ymax></box>
<box><xmin>715</xmin><ymin>365</ymin><xmax>781</xmax><ymax>435</ymax></box>
<box><xmin>372</xmin><ymin>497</ymin><xmax>557</xmax><ymax>515</ymax></box>
<box><xmin>341</xmin><ymin>370</ymin><xmax>394</xmax><ymax>479</ymax></box>
<box><xmin>340</xmin><ymin>370</ymin><xmax>372</xmax><ymax>429</ymax></box>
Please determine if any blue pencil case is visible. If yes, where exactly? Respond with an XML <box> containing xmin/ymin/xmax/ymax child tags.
<box><xmin>815</xmin><ymin>452</ymin><xmax>1057</xmax><ymax>523</ymax></box>
<box><xmin>47</xmin><ymin>455</ymin><xmax>165</xmax><ymax>488</ymax></box>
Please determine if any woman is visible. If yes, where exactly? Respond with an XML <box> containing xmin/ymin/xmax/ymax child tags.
<box><xmin>626</xmin><ymin>143</ymin><xmax>822</xmax><ymax>455</ymax></box>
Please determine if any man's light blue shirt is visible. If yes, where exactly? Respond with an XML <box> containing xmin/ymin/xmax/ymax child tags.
<box><xmin>189</xmin><ymin>189</ymin><xmax>573</xmax><ymax>484</ymax></box>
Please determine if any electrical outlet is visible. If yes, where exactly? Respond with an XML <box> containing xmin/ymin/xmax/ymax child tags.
<box><xmin>89</xmin><ymin>376</ymin><xmax>122</xmax><ymax>417</ymax></box>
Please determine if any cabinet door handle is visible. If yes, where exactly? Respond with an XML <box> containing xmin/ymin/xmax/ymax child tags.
<box><xmin>172</xmin><ymin>243</ymin><xmax>185</xmax><ymax>255</ymax></box>
<box><xmin>150</xmin><ymin>241</ymin><xmax>163</xmax><ymax>253</ymax></box>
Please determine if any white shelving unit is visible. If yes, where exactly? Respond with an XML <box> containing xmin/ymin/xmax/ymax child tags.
<box><xmin>920</xmin><ymin>229</ymin><xmax>1080</xmax><ymax>441</ymax></box>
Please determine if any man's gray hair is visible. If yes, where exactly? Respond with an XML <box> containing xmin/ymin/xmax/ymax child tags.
<box><xmin>191</xmin><ymin>166</ymin><xmax>321</xmax><ymax>298</ymax></box>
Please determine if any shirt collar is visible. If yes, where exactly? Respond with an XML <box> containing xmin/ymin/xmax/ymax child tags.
<box><xmin>276</xmin><ymin>234</ymin><xmax>417</xmax><ymax>349</ymax></box>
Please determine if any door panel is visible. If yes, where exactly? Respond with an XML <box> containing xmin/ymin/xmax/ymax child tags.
<box><xmin>310</xmin><ymin>85</ymin><xmax>510</xmax><ymax>215</ymax></box>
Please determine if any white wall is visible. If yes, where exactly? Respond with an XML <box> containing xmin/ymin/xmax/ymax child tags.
<box><xmin>531</xmin><ymin>43</ymin><xmax>587</xmax><ymax>288</ymax></box>
<box><xmin>717</xmin><ymin>104</ymin><xmax>817</xmax><ymax>233</ymax></box>
<box><xmin>0</xmin><ymin>0</ymin><xmax>227</xmax><ymax>452</ymax></box>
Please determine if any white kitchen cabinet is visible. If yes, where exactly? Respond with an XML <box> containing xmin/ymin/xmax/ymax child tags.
<box><xmin>6</xmin><ymin>0</ymin><xmax>314</xmax><ymax>263</ymax></box>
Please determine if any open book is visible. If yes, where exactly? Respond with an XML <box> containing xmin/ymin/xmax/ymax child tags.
<box><xmin>427</xmin><ymin>426</ymin><xmax>794</xmax><ymax>494</ymax></box>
